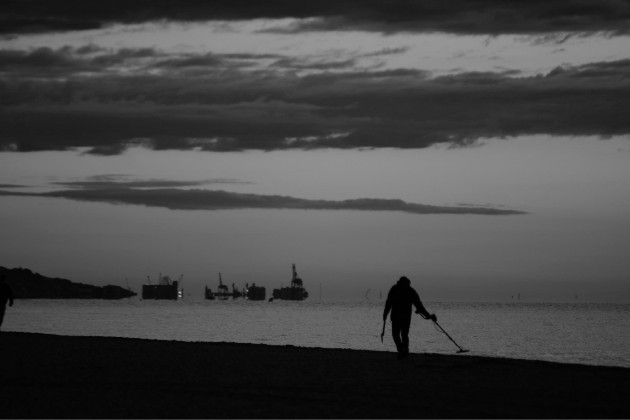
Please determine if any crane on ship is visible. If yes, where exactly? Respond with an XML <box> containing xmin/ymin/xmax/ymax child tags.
<box><xmin>217</xmin><ymin>272</ymin><xmax>229</xmax><ymax>299</ymax></box>
<box><xmin>291</xmin><ymin>264</ymin><xmax>303</xmax><ymax>288</ymax></box>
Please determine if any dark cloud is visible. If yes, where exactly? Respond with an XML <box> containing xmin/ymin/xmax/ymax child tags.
<box><xmin>358</xmin><ymin>47</ymin><xmax>411</xmax><ymax>58</ymax></box>
<box><xmin>271</xmin><ymin>57</ymin><xmax>358</xmax><ymax>71</ymax></box>
<box><xmin>2</xmin><ymin>0</ymin><xmax>630</xmax><ymax>36</ymax></box>
<box><xmin>0</xmin><ymin>46</ymin><xmax>334</xmax><ymax>80</ymax></box>
<box><xmin>0</xmin><ymin>98</ymin><xmax>351</xmax><ymax>153</ymax></box>
<box><xmin>153</xmin><ymin>53</ymin><xmax>226</xmax><ymax>70</ymax></box>
<box><xmin>54</xmin><ymin>176</ymin><xmax>252</xmax><ymax>188</ymax></box>
<box><xmin>0</xmin><ymin>47</ymin><xmax>90</xmax><ymax>77</ymax></box>
<box><xmin>0</xmin><ymin>186</ymin><xmax>524</xmax><ymax>215</ymax></box>
<box><xmin>0</xmin><ymin>46</ymin><xmax>255</xmax><ymax>80</ymax></box>
<box><xmin>0</xmin><ymin>46</ymin><xmax>162</xmax><ymax>78</ymax></box>
<box><xmin>1</xmin><ymin>53</ymin><xmax>630</xmax><ymax>154</ymax></box>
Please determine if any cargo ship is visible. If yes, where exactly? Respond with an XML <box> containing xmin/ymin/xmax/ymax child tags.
<box><xmin>272</xmin><ymin>264</ymin><xmax>308</xmax><ymax>301</ymax></box>
<box><xmin>245</xmin><ymin>283</ymin><xmax>266</xmax><ymax>301</ymax></box>
<box><xmin>204</xmin><ymin>285</ymin><xmax>215</xmax><ymax>300</ymax></box>
<box><xmin>206</xmin><ymin>273</ymin><xmax>243</xmax><ymax>300</ymax></box>
<box><xmin>142</xmin><ymin>274</ymin><xmax>182</xmax><ymax>300</ymax></box>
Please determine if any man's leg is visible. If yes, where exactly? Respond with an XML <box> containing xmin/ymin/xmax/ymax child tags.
<box><xmin>400</xmin><ymin>320</ymin><xmax>411</xmax><ymax>357</ymax></box>
<box><xmin>391</xmin><ymin>321</ymin><xmax>403</xmax><ymax>355</ymax></box>
<box><xmin>0</xmin><ymin>303</ymin><xmax>6</xmax><ymax>331</ymax></box>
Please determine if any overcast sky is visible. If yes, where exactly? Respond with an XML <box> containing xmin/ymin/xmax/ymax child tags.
<box><xmin>1</xmin><ymin>1</ymin><xmax>629</xmax><ymax>301</ymax></box>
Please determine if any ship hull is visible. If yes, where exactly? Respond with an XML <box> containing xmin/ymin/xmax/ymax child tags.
<box><xmin>272</xmin><ymin>287</ymin><xmax>308</xmax><ymax>301</ymax></box>
<box><xmin>142</xmin><ymin>282</ymin><xmax>179</xmax><ymax>300</ymax></box>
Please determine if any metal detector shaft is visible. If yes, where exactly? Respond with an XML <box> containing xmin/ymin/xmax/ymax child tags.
<box><xmin>433</xmin><ymin>321</ymin><xmax>468</xmax><ymax>353</ymax></box>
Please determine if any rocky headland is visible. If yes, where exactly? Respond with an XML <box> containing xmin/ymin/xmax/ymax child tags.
<box><xmin>0</xmin><ymin>266</ymin><xmax>136</xmax><ymax>299</ymax></box>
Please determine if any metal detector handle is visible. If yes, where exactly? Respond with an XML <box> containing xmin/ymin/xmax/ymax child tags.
<box><xmin>419</xmin><ymin>313</ymin><xmax>469</xmax><ymax>353</ymax></box>
<box><xmin>418</xmin><ymin>311</ymin><xmax>437</xmax><ymax>322</ymax></box>
<box><xmin>433</xmin><ymin>320</ymin><xmax>469</xmax><ymax>353</ymax></box>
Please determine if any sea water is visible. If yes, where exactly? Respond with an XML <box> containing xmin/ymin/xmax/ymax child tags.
<box><xmin>4</xmin><ymin>299</ymin><xmax>630</xmax><ymax>368</ymax></box>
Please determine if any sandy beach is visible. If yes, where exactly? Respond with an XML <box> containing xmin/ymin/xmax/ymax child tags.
<box><xmin>0</xmin><ymin>332</ymin><xmax>628</xmax><ymax>419</ymax></box>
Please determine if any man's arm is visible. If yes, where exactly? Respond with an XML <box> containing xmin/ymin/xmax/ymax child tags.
<box><xmin>413</xmin><ymin>290</ymin><xmax>436</xmax><ymax>321</ymax></box>
<box><xmin>9</xmin><ymin>287</ymin><xmax>13</xmax><ymax>306</ymax></box>
<box><xmin>383</xmin><ymin>289</ymin><xmax>393</xmax><ymax>321</ymax></box>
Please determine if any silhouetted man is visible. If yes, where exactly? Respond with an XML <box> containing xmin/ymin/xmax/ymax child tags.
<box><xmin>383</xmin><ymin>276</ymin><xmax>436</xmax><ymax>359</ymax></box>
<box><xmin>0</xmin><ymin>275</ymin><xmax>14</xmax><ymax>331</ymax></box>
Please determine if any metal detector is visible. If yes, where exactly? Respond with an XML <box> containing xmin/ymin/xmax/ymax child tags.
<box><xmin>433</xmin><ymin>320</ymin><xmax>469</xmax><ymax>353</ymax></box>
<box><xmin>420</xmin><ymin>313</ymin><xmax>469</xmax><ymax>353</ymax></box>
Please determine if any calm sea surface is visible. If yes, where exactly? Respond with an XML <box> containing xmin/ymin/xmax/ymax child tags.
<box><xmin>5</xmin><ymin>299</ymin><xmax>630</xmax><ymax>368</ymax></box>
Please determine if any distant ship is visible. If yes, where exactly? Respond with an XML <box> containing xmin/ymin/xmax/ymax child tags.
<box><xmin>204</xmin><ymin>285</ymin><xmax>215</xmax><ymax>300</ymax></box>
<box><xmin>142</xmin><ymin>273</ymin><xmax>182</xmax><ymax>300</ymax></box>
<box><xmin>216</xmin><ymin>273</ymin><xmax>230</xmax><ymax>300</ymax></box>
<box><xmin>206</xmin><ymin>273</ymin><xmax>243</xmax><ymax>300</ymax></box>
<box><xmin>245</xmin><ymin>283</ymin><xmax>266</xmax><ymax>301</ymax></box>
<box><xmin>272</xmin><ymin>264</ymin><xmax>308</xmax><ymax>301</ymax></box>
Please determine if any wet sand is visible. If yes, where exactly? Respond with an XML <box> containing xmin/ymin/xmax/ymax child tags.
<box><xmin>1</xmin><ymin>332</ymin><xmax>628</xmax><ymax>418</ymax></box>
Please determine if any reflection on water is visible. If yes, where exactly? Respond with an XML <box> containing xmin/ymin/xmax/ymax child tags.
<box><xmin>6</xmin><ymin>299</ymin><xmax>630</xmax><ymax>368</ymax></box>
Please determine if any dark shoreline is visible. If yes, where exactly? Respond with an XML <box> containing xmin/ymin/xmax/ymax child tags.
<box><xmin>1</xmin><ymin>332</ymin><xmax>629</xmax><ymax>419</ymax></box>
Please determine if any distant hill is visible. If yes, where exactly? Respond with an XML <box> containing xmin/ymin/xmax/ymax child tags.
<box><xmin>0</xmin><ymin>266</ymin><xmax>137</xmax><ymax>299</ymax></box>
